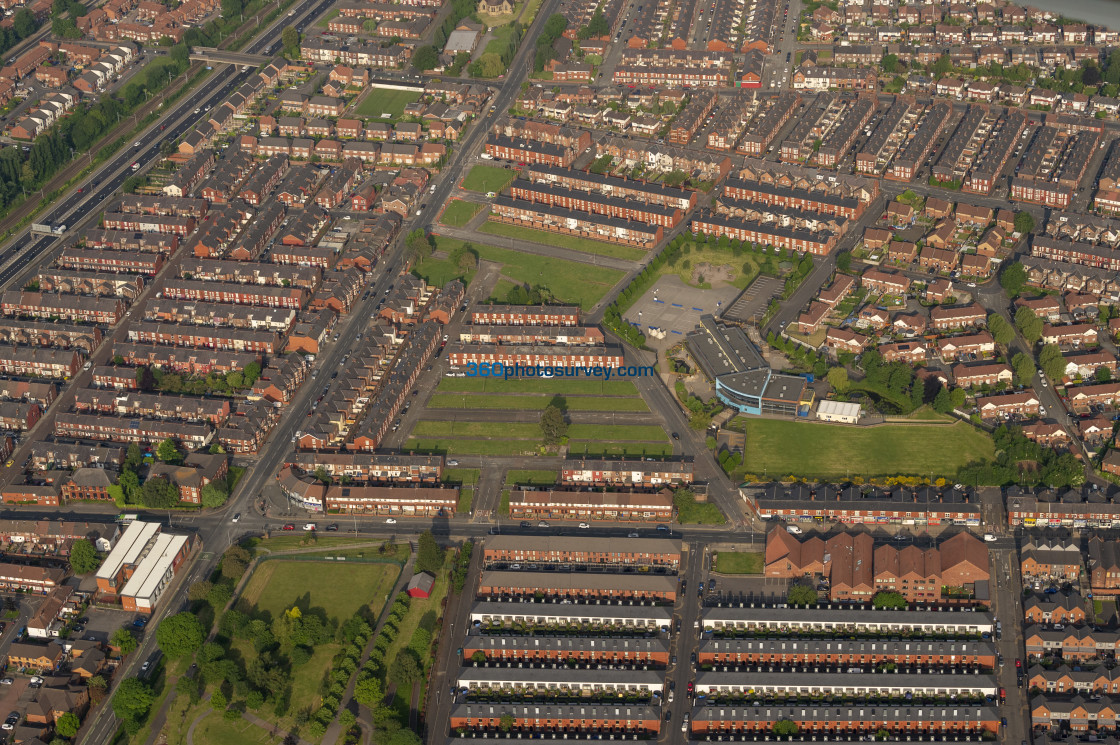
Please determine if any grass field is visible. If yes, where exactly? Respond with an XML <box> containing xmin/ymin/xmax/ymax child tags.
<box><xmin>479</xmin><ymin>220</ymin><xmax>648</xmax><ymax>261</ymax></box>
<box><xmin>437</xmin><ymin>378</ymin><xmax>639</xmax><ymax>395</ymax></box>
<box><xmin>412</xmin><ymin>421</ymin><xmax>542</xmax><ymax>439</ymax></box>
<box><xmin>439</xmin><ymin>200</ymin><xmax>484</xmax><ymax>227</ymax></box>
<box><xmin>462</xmin><ymin>165</ymin><xmax>515</xmax><ymax>193</ymax></box>
<box><xmin>412</xmin><ymin>251</ymin><xmax>478</xmax><ymax>287</ymax></box>
<box><xmin>738</xmin><ymin>419</ymin><xmax>995</xmax><ymax>481</ymax></box>
<box><xmin>355</xmin><ymin>89</ymin><xmax>419</xmax><ymax>120</ymax></box>
<box><xmin>239</xmin><ymin>560</ymin><xmax>399</xmax><ymax>624</ymax></box>
<box><xmin>433</xmin><ymin>236</ymin><xmax>624</xmax><ymax>310</ymax></box>
<box><xmin>569</xmin><ymin>442</ymin><xmax>673</xmax><ymax>458</ymax></box>
<box><xmin>660</xmin><ymin>244</ymin><xmax>761</xmax><ymax>290</ymax></box>
<box><xmin>190</xmin><ymin>713</ymin><xmax>276</xmax><ymax>745</ymax></box>
<box><xmin>505</xmin><ymin>469</ymin><xmax>558</xmax><ymax>485</ymax></box>
<box><xmin>314</xmin><ymin>8</ymin><xmax>338</xmax><ymax>27</ymax></box>
<box><xmin>427</xmin><ymin>392</ymin><xmax>650</xmax><ymax>412</ymax></box>
<box><xmin>403</xmin><ymin>438</ymin><xmax>538</xmax><ymax>455</ymax></box>
<box><xmin>713</xmin><ymin>551</ymin><xmax>764</xmax><ymax>575</ymax></box>
<box><xmin>443</xmin><ymin>468</ymin><xmax>480</xmax><ymax>485</ymax></box>
<box><xmin>567</xmin><ymin>424</ymin><xmax>667</xmax><ymax>441</ymax></box>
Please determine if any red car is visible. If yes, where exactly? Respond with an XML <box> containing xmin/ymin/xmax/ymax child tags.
<box><xmin>1015</xmin><ymin>658</ymin><xmax>1022</xmax><ymax>668</ymax></box>
<box><xmin>282</xmin><ymin>524</ymin><xmax>296</xmax><ymax>531</ymax></box>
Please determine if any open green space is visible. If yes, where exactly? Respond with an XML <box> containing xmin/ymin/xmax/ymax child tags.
<box><xmin>190</xmin><ymin>713</ymin><xmax>277</xmax><ymax>745</ymax></box>
<box><xmin>462</xmin><ymin>165</ymin><xmax>515</xmax><ymax>193</ymax></box>
<box><xmin>675</xmin><ymin>490</ymin><xmax>726</xmax><ymax>524</ymax></box>
<box><xmin>443</xmin><ymin>467</ymin><xmax>481</xmax><ymax>485</ymax></box>
<box><xmin>427</xmin><ymin>392</ymin><xmax>650</xmax><ymax>411</ymax></box>
<box><xmin>241</xmin><ymin>534</ymin><xmax>378</xmax><ymax>553</ymax></box>
<box><xmin>354</xmin><ymin>89</ymin><xmax>419</xmax><ymax>120</ymax></box>
<box><xmin>479</xmin><ymin>220</ymin><xmax>649</xmax><ymax>261</ymax></box>
<box><xmin>433</xmin><ymin>236</ymin><xmax>624</xmax><ymax>310</ymax></box>
<box><xmin>439</xmin><ymin>199</ymin><xmax>485</xmax><ymax>227</ymax></box>
<box><xmin>713</xmin><ymin>551</ymin><xmax>764</xmax><ymax>575</ymax></box>
<box><xmin>458</xmin><ymin>487</ymin><xmax>474</xmax><ymax>514</ymax></box>
<box><xmin>412</xmin><ymin>250</ymin><xmax>478</xmax><ymax>287</ymax></box>
<box><xmin>737</xmin><ymin>419</ymin><xmax>995</xmax><ymax>481</ymax></box>
<box><xmin>660</xmin><ymin>244</ymin><xmax>760</xmax><ymax>290</ymax></box>
<box><xmin>505</xmin><ymin>469</ymin><xmax>558</xmax><ymax>485</ymax></box>
<box><xmin>411</xmin><ymin>420</ymin><xmax>542</xmax><ymax>439</ymax></box>
<box><xmin>437</xmin><ymin>377</ymin><xmax>639</xmax><ymax>395</ymax></box>
<box><xmin>568</xmin><ymin>442</ymin><xmax>673</xmax><ymax>458</ymax></box>
<box><xmin>239</xmin><ymin>560</ymin><xmax>400</xmax><ymax>624</ymax></box>
<box><xmin>314</xmin><ymin>8</ymin><xmax>338</xmax><ymax>27</ymax></box>
<box><xmin>403</xmin><ymin>438</ymin><xmax>538</xmax><ymax>456</ymax></box>
<box><xmin>567</xmin><ymin>424</ymin><xmax>668</xmax><ymax>441</ymax></box>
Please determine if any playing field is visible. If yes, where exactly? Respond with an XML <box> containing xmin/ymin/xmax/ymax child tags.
<box><xmin>739</xmin><ymin>419</ymin><xmax>995</xmax><ymax>481</ymax></box>
<box><xmin>239</xmin><ymin>560</ymin><xmax>400</xmax><ymax>624</ymax></box>
<box><xmin>355</xmin><ymin>89</ymin><xmax>419</xmax><ymax>120</ymax></box>
<box><xmin>462</xmin><ymin>165</ymin><xmax>515</xmax><ymax>193</ymax></box>
<box><xmin>439</xmin><ymin>199</ymin><xmax>485</xmax><ymax>227</ymax></box>
<box><xmin>479</xmin><ymin>220</ymin><xmax>648</xmax><ymax>261</ymax></box>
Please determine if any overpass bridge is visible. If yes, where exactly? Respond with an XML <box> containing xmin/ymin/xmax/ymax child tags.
<box><xmin>189</xmin><ymin>47</ymin><xmax>270</xmax><ymax>66</ymax></box>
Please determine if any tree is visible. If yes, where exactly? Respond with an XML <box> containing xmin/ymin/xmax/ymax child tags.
<box><xmin>156</xmin><ymin>612</ymin><xmax>204</xmax><ymax>659</ymax></box>
<box><xmin>988</xmin><ymin>314</ymin><xmax>1013</xmax><ymax>345</ymax></box>
<box><xmin>1040</xmin><ymin>343</ymin><xmax>1066</xmax><ymax>383</ymax></box>
<box><xmin>880</xmin><ymin>53</ymin><xmax>899</xmax><ymax>73</ymax></box>
<box><xmin>1013</xmin><ymin>352</ymin><xmax>1036</xmax><ymax>385</ymax></box>
<box><xmin>156</xmin><ymin>438</ymin><xmax>183</xmax><ymax>464</ymax></box>
<box><xmin>69</xmin><ymin>539</ymin><xmax>100</xmax><ymax>574</ymax></box>
<box><xmin>826</xmin><ymin>366</ymin><xmax>849</xmax><ymax>394</ymax></box>
<box><xmin>55</xmin><ymin>711</ymin><xmax>79</xmax><ymax>738</ymax></box>
<box><xmin>871</xmin><ymin>590</ymin><xmax>907</xmax><ymax>609</ymax></box>
<box><xmin>787</xmin><ymin>583</ymin><xmax>817</xmax><ymax>606</ymax></box>
<box><xmin>281</xmin><ymin>25</ymin><xmax>300</xmax><ymax>56</ymax></box>
<box><xmin>1015</xmin><ymin>305</ymin><xmax>1043</xmax><ymax>344</ymax></box>
<box><xmin>1000</xmin><ymin>262</ymin><xmax>1028</xmax><ymax>298</ymax></box>
<box><xmin>201</xmin><ymin>481</ymin><xmax>230</xmax><ymax>509</ymax></box>
<box><xmin>951</xmin><ymin>387</ymin><xmax>967</xmax><ymax>409</ymax></box>
<box><xmin>112</xmin><ymin>678</ymin><xmax>153</xmax><ymax>724</ymax></box>
<box><xmin>141</xmin><ymin>477</ymin><xmax>179</xmax><ymax>508</ymax></box>
<box><xmin>773</xmin><ymin>719</ymin><xmax>799</xmax><ymax>737</ymax></box>
<box><xmin>210</xmin><ymin>688</ymin><xmax>228</xmax><ymax>711</ymax></box>
<box><xmin>405</xmin><ymin>228</ymin><xmax>432</xmax><ymax>263</ymax></box>
<box><xmin>539</xmin><ymin>404</ymin><xmax>568</xmax><ymax>446</ymax></box>
<box><xmin>932</xmin><ymin>53</ymin><xmax>952</xmax><ymax>76</ymax></box>
<box><xmin>415</xmin><ymin>530</ymin><xmax>445</xmax><ymax>574</ymax></box>
<box><xmin>111</xmin><ymin>627</ymin><xmax>138</xmax><ymax>656</ymax></box>
<box><xmin>1014</xmin><ymin>211</ymin><xmax>1036</xmax><ymax>235</ymax></box>
<box><xmin>124</xmin><ymin>442</ymin><xmax>143</xmax><ymax>472</ymax></box>
<box><xmin>836</xmin><ymin>250</ymin><xmax>852</xmax><ymax>273</ymax></box>
<box><xmin>354</xmin><ymin>675</ymin><xmax>383</xmax><ymax>707</ymax></box>
<box><xmin>389</xmin><ymin>649</ymin><xmax>421</xmax><ymax>687</ymax></box>
<box><xmin>499</xmin><ymin>714</ymin><xmax>515</xmax><ymax>732</ymax></box>
<box><xmin>1097</xmin><ymin>366</ymin><xmax>1113</xmax><ymax>383</ymax></box>
<box><xmin>12</xmin><ymin>8</ymin><xmax>36</xmax><ymax>38</ymax></box>
<box><xmin>933</xmin><ymin>385</ymin><xmax>953</xmax><ymax>414</ymax></box>
<box><xmin>412</xmin><ymin>45</ymin><xmax>439</xmax><ymax>70</ymax></box>
<box><xmin>188</xmin><ymin>581</ymin><xmax>213</xmax><ymax>603</ymax></box>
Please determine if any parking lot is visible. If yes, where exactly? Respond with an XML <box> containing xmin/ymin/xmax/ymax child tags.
<box><xmin>81</xmin><ymin>606</ymin><xmax>138</xmax><ymax>646</ymax></box>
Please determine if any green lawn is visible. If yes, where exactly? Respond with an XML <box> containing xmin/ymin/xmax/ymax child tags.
<box><xmin>443</xmin><ymin>468</ymin><xmax>480</xmax><ymax>485</ymax></box>
<box><xmin>427</xmin><ymin>392</ymin><xmax>650</xmax><ymax>412</ymax></box>
<box><xmin>404</xmin><ymin>438</ymin><xmax>540</xmax><ymax>455</ymax></box>
<box><xmin>354</xmin><ymin>89</ymin><xmax>419</xmax><ymax>120</ymax></box>
<box><xmin>505</xmin><ymin>469</ymin><xmax>558</xmax><ymax>485</ymax></box>
<box><xmin>439</xmin><ymin>199</ymin><xmax>485</xmax><ymax>227</ymax></box>
<box><xmin>713</xmin><ymin>551</ymin><xmax>764</xmax><ymax>575</ymax></box>
<box><xmin>457</xmin><ymin>487</ymin><xmax>474</xmax><ymax>514</ymax></box>
<box><xmin>479</xmin><ymin>220</ymin><xmax>649</xmax><ymax>261</ymax></box>
<box><xmin>437</xmin><ymin>377</ymin><xmax>639</xmax><ymax>395</ymax></box>
<box><xmin>412</xmin><ymin>252</ymin><xmax>477</xmax><ymax>288</ymax></box>
<box><xmin>738</xmin><ymin>419</ymin><xmax>995</xmax><ymax>481</ymax></box>
<box><xmin>661</xmin><ymin>244</ymin><xmax>760</xmax><ymax>289</ymax></box>
<box><xmin>190</xmin><ymin>713</ymin><xmax>278</xmax><ymax>745</ymax></box>
<box><xmin>462</xmin><ymin>165</ymin><xmax>515</xmax><ymax>193</ymax></box>
<box><xmin>314</xmin><ymin>8</ymin><xmax>338</xmax><ymax>27</ymax></box>
<box><xmin>411</xmin><ymin>421</ymin><xmax>542</xmax><ymax>438</ymax></box>
<box><xmin>243</xmin><ymin>535</ymin><xmax>374</xmax><ymax>553</ymax></box>
<box><xmin>239</xmin><ymin>560</ymin><xmax>400</xmax><ymax>624</ymax></box>
<box><xmin>568</xmin><ymin>442</ymin><xmax>673</xmax><ymax>458</ymax></box>
<box><xmin>434</xmin><ymin>236</ymin><xmax>624</xmax><ymax>310</ymax></box>
<box><xmin>675</xmin><ymin>493</ymin><xmax>727</xmax><ymax>525</ymax></box>
<box><xmin>567</xmin><ymin>424</ymin><xmax>667</xmax><ymax>441</ymax></box>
